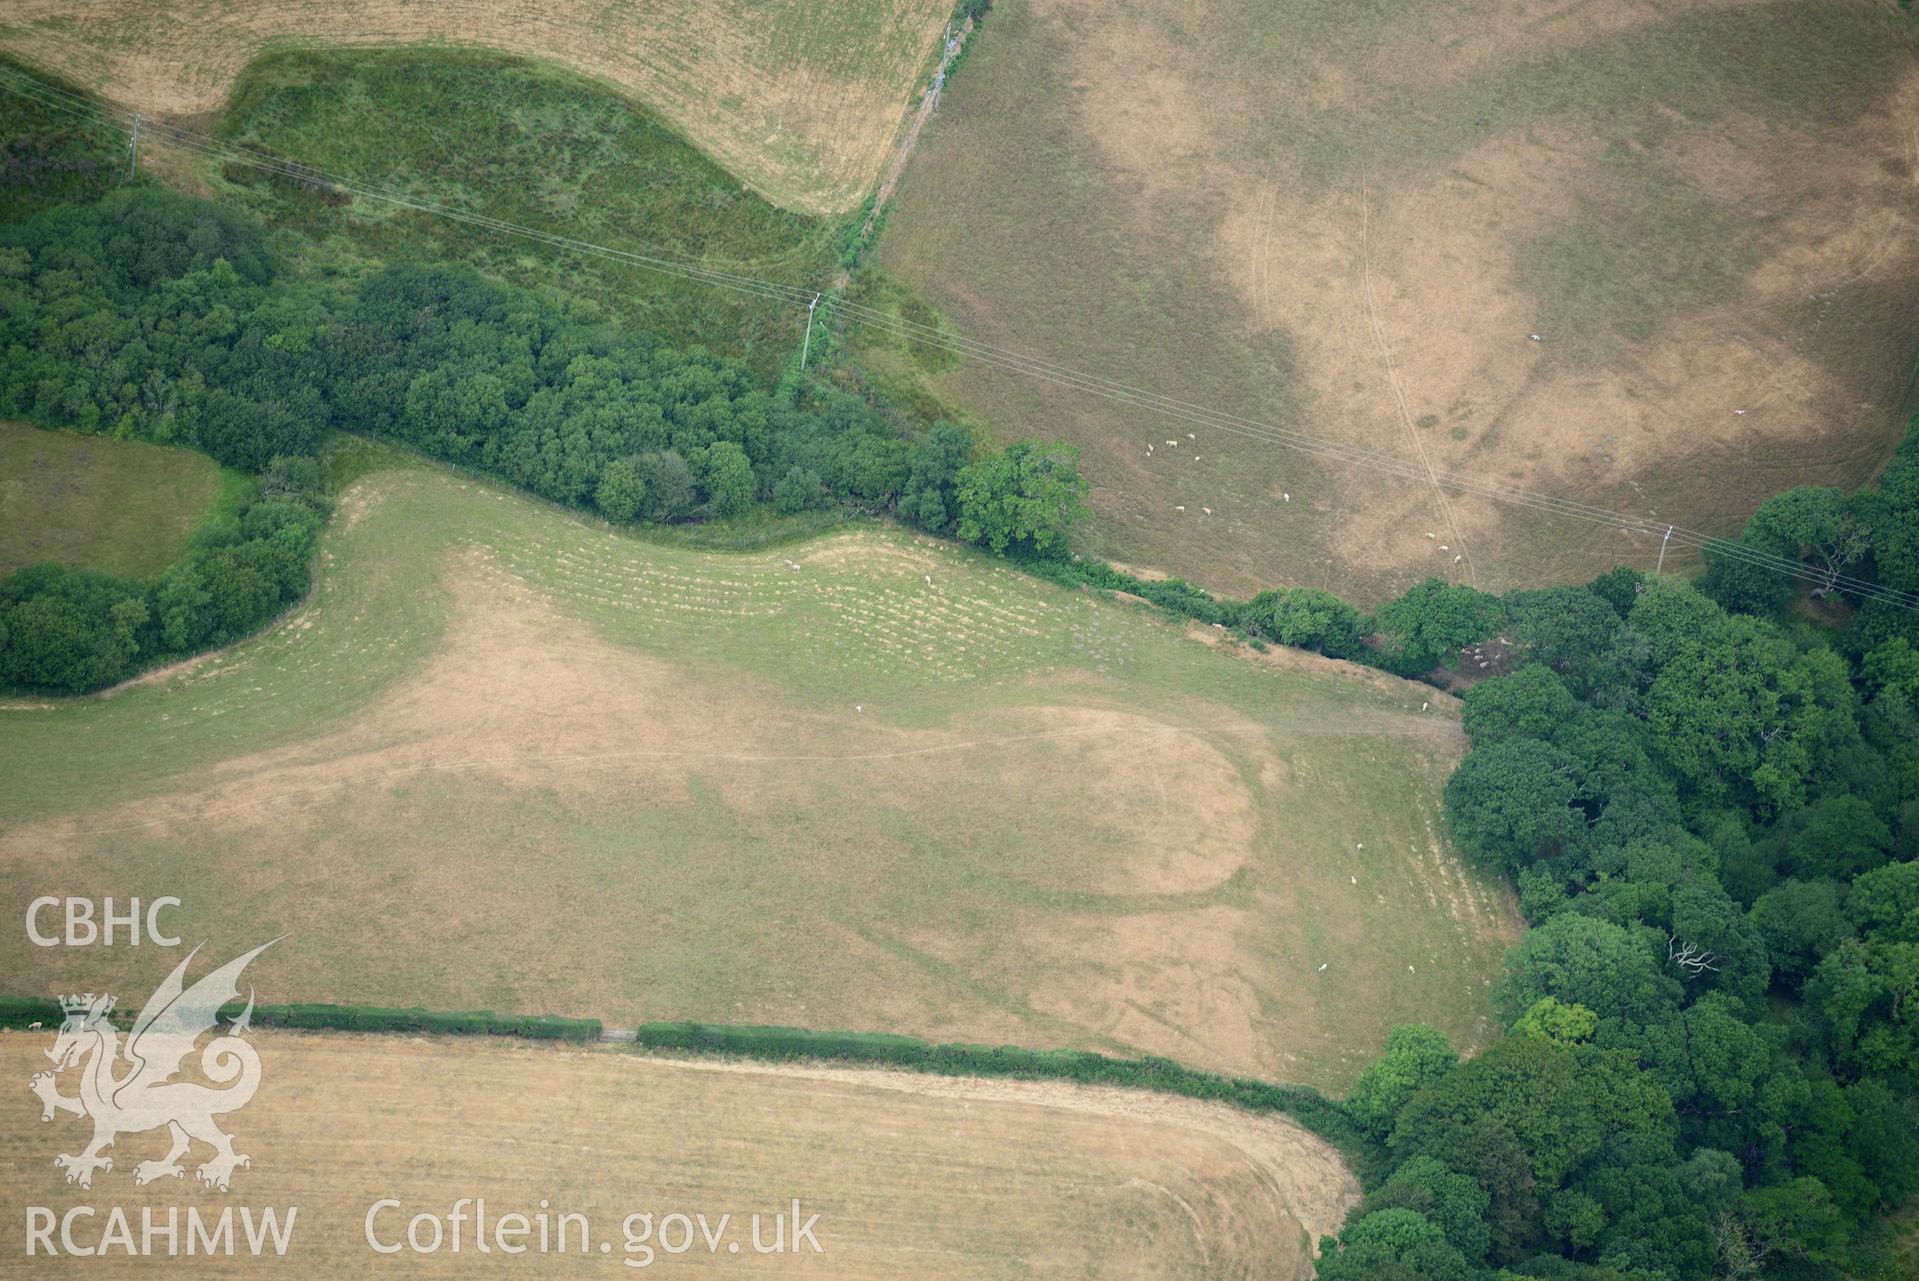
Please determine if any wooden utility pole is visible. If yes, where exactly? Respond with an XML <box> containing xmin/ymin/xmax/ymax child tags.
<box><xmin>800</xmin><ymin>294</ymin><xmax>820</xmax><ymax>369</ymax></box>
<box><xmin>128</xmin><ymin>113</ymin><xmax>141</xmax><ymax>178</ymax></box>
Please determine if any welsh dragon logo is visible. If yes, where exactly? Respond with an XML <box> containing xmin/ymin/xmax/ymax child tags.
<box><xmin>29</xmin><ymin>941</ymin><xmax>276</xmax><ymax>1192</ymax></box>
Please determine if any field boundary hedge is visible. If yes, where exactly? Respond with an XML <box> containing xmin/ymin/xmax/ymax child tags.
<box><xmin>0</xmin><ymin>996</ymin><xmax>1384</xmax><ymax>1179</ymax></box>
<box><xmin>626</xmin><ymin>1018</ymin><xmax>1383</xmax><ymax>1177</ymax></box>
<box><xmin>0</xmin><ymin>995</ymin><xmax>601</xmax><ymax>1042</ymax></box>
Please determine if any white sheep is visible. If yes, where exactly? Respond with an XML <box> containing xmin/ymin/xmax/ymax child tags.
<box><xmin>1166</xmin><ymin>440</ymin><xmax>1178</xmax><ymax>447</ymax></box>
<box><xmin>1454</xmin><ymin>555</ymin><xmax>1463</xmax><ymax>564</ymax></box>
<box><xmin>1425</xmin><ymin>532</ymin><xmax>1435</xmax><ymax>539</ymax></box>
<box><xmin>1421</xmin><ymin>701</ymin><xmax>1429</xmax><ymax>711</ymax></box>
<box><xmin>924</xmin><ymin>574</ymin><xmax>932</xmax><ymax>585</ymax></box>
<box><xmin>1318</xmin><ymin>963</ymin><xmax>1329</xmax><ymax>972</ymax></box>
<box><xmin>1201</xmin><ymin>507</ymin><xmax>1212</xmax><ymax>515</ymax></box>
<box><xmin>1356</xmin><ymin>842</ymin><xmax>1365</xmax><ymax>851</ymax></box>
<box><xmin>1186</xmin><ymin>433</ymin><xmax>1196</xmax><ymax>440</ymax></box>
<box><xmin>1283</xmin><ymin>492</ymin><xmax>1291</xmax><ymax>502</ymax></box>
<box><xmin>1174</xmin><ymin>505</ymin><xmax>1185</xmax><ymax>512</ymax></box>
<box><xmin>1438</xmin><ymin>544</ymin><xmax>1449</xmax><ymax>551</ymax></box>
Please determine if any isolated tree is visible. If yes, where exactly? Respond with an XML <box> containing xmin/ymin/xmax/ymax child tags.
<box><xmin>1362</xmin><ymin>1156</ymin><xmax>1492</xmax><ymax>1260</ymax></box>
<box><xmin>1638</xmin><ymin>992</ymin><xmax>1777</xmax><ymax>1120</ymax></box>
<box><xmin>772</xmin><ymin>466</ymin><xmax>824</xmax><ymax>515</ymax></box>
<box><xmin>954</xmin><ymin>440</ymin><xmax>1088</xmax><ymax>557</ymax></box>
<box><xmin>1860</xmin><ymin>636</ymin><xmax>1919</xmax><ymax>740</ymax></box>
<box><xmin>594</xmin><ymin>458</ymin><xmax>646</xmax><ymax>523</ymax></box>
<box><xmin>1390</xmin><ymin>1037</ymin><xmax>1677</xmax><ymax>1244</ymax></box>
<box><xmin>1751</xmin><ymin>879</ymin><xmax>1851</xmax><ymax>989</ymax></box>
<box><xmin>1745</xmin><ymin>486</ymin><xmax>1866</xmax><ymax>598</ymax></box>
<box><xmin>1503</xmin><ymin>584</ymin><xmax>1624</xmax><ymax>691</ymax></box>
<box><xmin>702</xmin><ymin>441</ymin><xmax>756</xmax><ymax>519</ymax></box>
<box><xmin>1641</xmin><ymin>605</ymin><xmax>1857</xmax><ymax>813</ymax></box>
<box><xmin>1345</xmin><ymin>1024</ymin><xmax>1458</xmax><ymax>1138</ymax></box>
<box><xmin>1243</xmin><ymin>586</ymin><xmax>1363</xmax><ymax>658</ymax></box>
<box><xmin>1370</xmin><ymin>577</ymin><xmax>1504</xmax><ymax>675</ymax></box>
<box><xmin>1460</xmin><ymin>666</ymin><xmax>1578</xmax><ymax>744</ymax></box>
<box><xmin>638</xmin><ymin>451</ymin><xmax>697</xmax><ymax>522</ymax></box>
<box><xmin>1442</xmin><ymin>737</ymin><xmax>1585</xmax><ymax>875</ymax></box>
<box><xmin>1511</xmin><ymin>996</ymin><xmax>1597</xmax><ymax>1046</ymax></box>
<box><xmin>900</xmin><ymin>420</ymin><xmax>973</xmax><ymax>532</ymax></box>
<box><xmin>1494</xmin><ymin>912</ymin><xmax>1680</xmax><ymax>1029</ymax></box>
<box><xmin>1784</xmin><ymin>794</ymin><xmax>1892</xmax><ymax>880</ymax></box>
<box><xmin>1845</xmin><ymin>858</ymin><xmax>1919</xmax><ymax>943</ymax></box>
<box><xmin>1850</xmin><ymin>435</ymin><xmax>1919</xmax><ymax>596</ymax></box>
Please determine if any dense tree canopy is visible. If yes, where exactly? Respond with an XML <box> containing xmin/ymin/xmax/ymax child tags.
<box><xmin>1389</xmin><ymin>501</ymin><xmax>1919</xmax><ymax>1280</ymax></box>
<box><xmin>0</xmin><ymin>185</ymin><xmax>1085</xmax><ymax>691</ymax></box>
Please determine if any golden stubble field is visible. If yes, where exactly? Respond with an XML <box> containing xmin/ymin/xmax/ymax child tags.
<box><xmin>0</xmin><ymin>0</ymin><xmax>951</xmax><ymax>213</ymax></box>
<box><xmin>0</xmin><ymin>1031</ymin><xmax>1358</xmax><ymax>1277</ymax></box>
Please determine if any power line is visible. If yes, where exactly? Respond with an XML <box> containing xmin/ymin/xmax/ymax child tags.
<box><xmin>3</xmin><ymin>68</ymin><xmax>1915</xmax><ymax>612</ymax></box>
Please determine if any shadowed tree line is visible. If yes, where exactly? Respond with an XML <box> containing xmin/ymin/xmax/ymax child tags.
<box><xmin>0</xmin><ymin>180</ymin><xmax>1086</xmax><ymax>692</ymax></box>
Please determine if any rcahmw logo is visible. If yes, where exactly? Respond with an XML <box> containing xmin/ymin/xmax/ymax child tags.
<box><xmin>24</xmin><ymin>941</ymin><xmax>299</xmax><ymax>1260</ymax></box>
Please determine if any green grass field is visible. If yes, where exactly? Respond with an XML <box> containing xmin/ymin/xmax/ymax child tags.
<box><xmin>866</xmin><ymin>0</ymin><xmax>1919</xmax><ymax>602</ymax></box>
<box><xmin>0</xmin><ymin>451</ymin><xmax>1514</xmax><ymax>1090</ymax></box>
<box><xmin>204</xmin><ymin>48</ymin><xmax>837</xmax><ymax>372</ymax></box>
<box><xmin>0</xmin><ymin>421</ymin><xmax>233</xmax><ymax>577</ymax></box>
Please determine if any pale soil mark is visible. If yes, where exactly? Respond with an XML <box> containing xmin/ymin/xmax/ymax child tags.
<box><xmin>1359</xmin><ymin>180</ymin><xmax>1479</xmax><ymax>586</ymax></box>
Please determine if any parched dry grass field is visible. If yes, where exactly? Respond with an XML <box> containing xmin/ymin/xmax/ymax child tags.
<box><xmin>0</xmin><ymin>457</ymin><xmax>1516</xmax><ymax>1091</ymax></box>
<box><xmin>0</xmin><ymin>0</ymin><xmax>952</xmax><ymax>214</ymax></box>
<box><xmin>0</xmin><ymin>1031</ymin><xmax>1358</xmax><ymax>1277</ymax></box>
<box><xmin>867</xmin><ymin>0</ymin><xmax>1919</xmax><ymax>602</ymax></box>
<box><xmin>0</xmin><ymin>421</ymin><xmax>228</xmax><ymax>578</ymax></box>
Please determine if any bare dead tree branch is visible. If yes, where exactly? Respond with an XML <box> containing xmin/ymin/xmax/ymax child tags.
<box><xmin>1669</xmin><ymin>935</ymin><xmax>1721</xmax><ymax>976</ymax></box>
